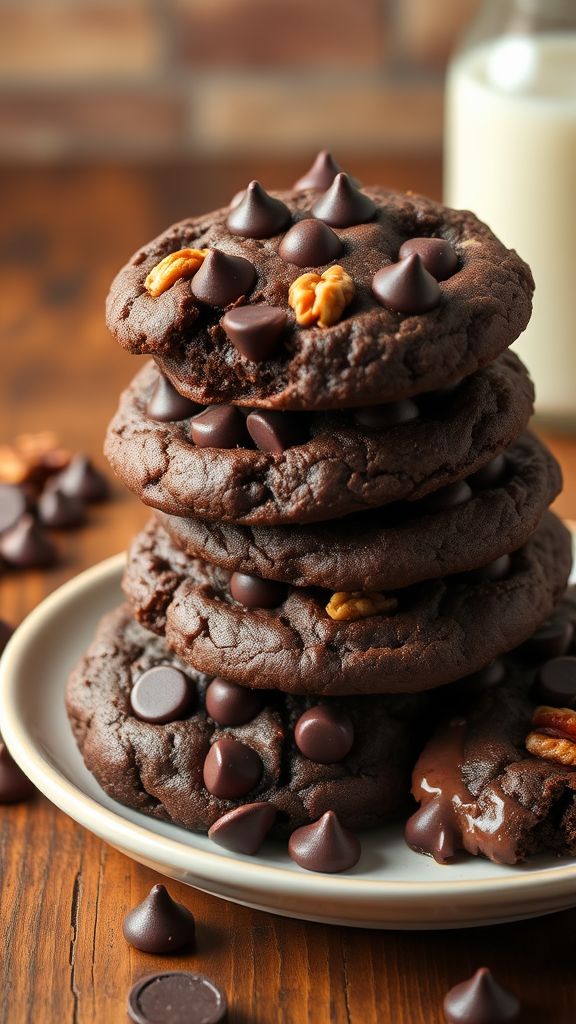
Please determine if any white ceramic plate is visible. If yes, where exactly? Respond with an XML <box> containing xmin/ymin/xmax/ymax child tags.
<box><xmin>2</xmin><ymin>552</ymin><xmax>576</xmax><ymax>930</ymax></box>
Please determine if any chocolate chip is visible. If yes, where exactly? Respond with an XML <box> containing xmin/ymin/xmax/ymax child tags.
<box><xmin>146</xmin><ymin>375</ymin><xmax>201</xmax><ymax>422</ymax></box>
<box><xmin>221</xmin><ymin>305</ymin><xmax>286</xmax><ymax>362</ymax></box>
<box><xmin>443</xmin><ymin>968</ymin><xmax>520</xmax><ymax>1024</ymax></box>
<box><xmin>311</xmin><ymin>173</ymin><xmax>376</xmax><ymax>228</ymax></box>
<box><xmin>130</xmin><ymin>665</ymin><xmax>195</xmax><ymax>724</ymax></box>
<box><xmin>398</xmin><ymin>236</ymin><xmax>458</xmax><ymax>281</ymax></box>
<box><xmin>229</xmin><ymin>188</ymin><xmax>245</xmax><ymax>209</ymax></box>
<box><xmin>208</xmin><ymin>802</ymin><xmax>277</xmax><ymax>855</ymax></box>
<box><xmin>467</xmin><ymin>453</ymin><xmax>508</xmax><ymax>490</ymax></box>
<box><xmin>123</xmin><ymin>884</ymin><xmax>196</xmax><ymax>954</ymax></box>
<box><xmin>288</xmin><ymin>810</ymin><xmax>361</xmax><ymax>873</ymax></box>
<box><xmin>127</xmin><ymin>972</ymin><xmax>227</xmax><ymax>1024</ymax></box>
<box><xmin>419</xmin><ymin>480</ymin><xmax>473</xmax><ymax>513</ymax></box>
<box><xmin>294</xmin><ymin>706</ymin><xmax>354</xmax><ymax>763</ymax></box>
<box><xmin>371</xmin><ymin>254</ymin><xmax>441</xmax><ymax>314</ymax></box>
<box><xmin>203</xmin><ymin>738</ymin><xmax>263</xmax><ymax>799</ymax></box>
<box><xmin>191</xmin><ymin>248</ymin><xmax>256</xmax><ymax>308</ymax></box>
<box><xmin>521</xmin><ymin>616</ymin><xmax>575</xmax><ymax>662</ymax></box>
<box><xmin>0</xmin><ymin>619</ymin><xmax>13</xmax><ymax>654</ymax></box>
<box><xmin>404</xmin><ymin>797</ymin><xmax>459</xmax><ymax>863</ymax></box>
<box><xmin>37</xmin><ymin>488</ymin><xmax>85</xmax><ymax>529</ymax></box>
<box><xmin>278</xmin><ymin>218</ymin><xmax>343</xmax><ymax>267</ymax></box>
<box><xmin>467</xmin><ymin>554</ymin><xmax>511</xmax><ymax>582</ymax></box>
<box><xmin>0</xmin><ymin>514</ymin><xmax>56</xmax><ymax>568</ymax></box>
<box><xmin>51</xmin><ymin>454</ymin><xmax>108</xmax><ymax>502</ymax></box>
<box><xmin>463</xmin><ymin>659</ymin><xmax>507</xmax><ymax>692</ymax></box>
<box><xmin>0</xmin><ymin>741</ymin><xmax>35</xmax><ymax>802</ymax></box>
<box><xmin>294</xmin><ymin>150</ymin><xmax>356</xmax><ymax>191</ymax></box>
<box><xmin>246</xmin><ymin>410</ymin><xmax>308</xmax><ymax>454</ymax></box>
<box><xmin>353</xmin><ymin>399</ymin><xmax>419</xmax><ymax>430</ymax></box>
<box><xmin>0</xmin><ymin>484</ymin><xmax>27</xmax><ymax>535</ymax></box>
<box><xmin>226</xmin><ymin>180</ymin><xmax>290</xmax><ymax>238</ymax></box>
<box><xmin>229</xmin><ymin>571</ymin><xmax>286</xmax><ymax>608</ymax></box>
<box><xmin>205</xmin><ymin>678</ymin><xmax>263</xmax><ymax>726</ymax></box>
<box><xmin>536</xmin><ymin>657</ymin><xmax>576</xmax><ymax>707</ymax></box>
<box><xmin>190</xmin><ymin>405</ymin><xmax>250</xmax><ymax>449</ymax></box>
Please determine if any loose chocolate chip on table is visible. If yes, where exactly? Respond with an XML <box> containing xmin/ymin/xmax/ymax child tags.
<box><xmin>0</xmin><ymin>742</ymin><xmax>35</xmax><ymax>803</ymax></box>
<box><xmin>37</xmin><ymin>488</ymin><xmax>85</xmax><ymax>529</ymax></box>
<box><xmin>208</xmin><ymin>802</ymin><xmax>277</xmax><ymax>855</ymax></box>
<box><xmin>398</xmin><ymin>236</ymin><xmax>458</xmax><ymax>281</ymax></box>
<box><xmin>190</xmin><ymin>406</ymin><xmax>250</xmax><ymax>449</ymax></box>
<box><xmin>191</xmin><ymin>248</ymin><xmax>256</xmax><ymax>308</ymax></box>
<box><xmin>246</xmin><ymin>410</ymin><xmax>308</xmax><ymax>455</ymax></box>
<box><xmin>467</xmin><ymin>554</ymin><xmax>511</xmax><ymax>583</ymax></box>
<box><xmin>221</xmin><ymin>305</ymin><xmax>286</xmax><ymax>362</ymax></box>
<box><xmin>521</xmin><ymin>615</ymin><xmax>574</xmax><ymax>662</ymax></box>
<box><xmin>419</xmin><ymin>480</ymin><xmax>473</xmax><ymax>513</ymax></box>
<box><xmin>127</xmin><ymin>972</ymin><xmax>227</xmax><ymax>1024</ymax></box>
<box><xmin>467</xmin><ymin>453</ymin><xmax>508</xmax><ymax>490</ymax></box>
<box><xmin>146</xmin><ymin>375</ymin><xmax>201</xmax><ymax>422</ymax></box>
<box><xmin>278</xmin><ymin>218</ymin><xmax>343</xmax><ymax>267</ymax></box>
<box><xmin>405</xmin><ymin>797</ymin><xmax>459</xmax><ymax>864</ymax></box>
<box><xmin>0</xmin><ymin>483</ymin><xmax>27</xmax><ymax>535</ymax></box>
<box><xmin>536</xmin><ymin>656</ymin><xmax>576</xmax><ymax>708</ymax></box>
<box><xmin>443</xmin><ymin>967</ymin><xmax>520</xmax><ymax>1024</ymax></box>
<box><xmin>226</xmin><ymin>180</ymin><xmax>291</xmax><ymax>238</ymax></box>
<box><xmin>51</xmin><ymin>453</ymin><xmax>108</xmax><ymax>502</ymax></box>
<box><xmin>203</xmin><ymin>737</ymin><xmax>263</xmax><ymax>799</ymax></box>
<box><xmin>294</xmin><ymin>706</ymin><xmax>354</xmax><ymax>764</ymax></box>
<box><xmin>0</xmin><ymin>514</ymin><xmax>56</xmax><ymax>568</ymax></box>
<box><xmin>311</xmin><ymin>172</ymin><xmax>376</xmax><ymax>228</ymax></box>
<box><xmin>294</xmin><ymin>150</ymin><xmax>355</xmax><ymax>191</ymax></box>
<box><xmin>372</xmin><ymin>254</ymin><xmax>441</xmax><ymax>314</ymax></box>
<box><xmin>123</xmin><ymin>884</ymin><xmax>196</xmax><ymax>954</ymax></box>
<box><xmin>229</xmin><ymin>571</ymin><xmax>286</xmax><ymax>608</ymax></box>
<box><xmin>205</xmin><ymin>677</ymin><xmax>263</xmax><ymax>726</ymax></box>
<box><xmin>288</xmin><ymin>810</ymin><xmax>361</xmax><ymax>873</ymax></box>
<box><xmin>353</xmin><ymin>399</ymin><xmax>419</xmax><ymax>430</ymax></box>
<box><xmin>130</xmin><ymin>665</ymin><xmax>195</xmax><ymax>724</ymax></box>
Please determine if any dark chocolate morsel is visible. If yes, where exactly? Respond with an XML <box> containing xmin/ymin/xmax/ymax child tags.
<box><xmin>146</xmin><ymin>374</ymin><xmax>201</xmax><ymax>422</ymax></box>
<box><xmin>205</xmin><ymin>677</ymin><xmax>263</xmax><ymax>726</ymax></box>
<box><xmin>371</xmin><ymin>254</ymin><xmax>441</xmax><ymax>314</ymax></box>
<box><xmin>443</xmin><ymin>968</ymin><xmax>521</xmax><ymax>1024</ymax></box>
<box><xmin>536</xmin><ymin>656</ymin><xmax>576</xmax><ymax>708</ymax></box>
<box><xmin>467</xmin><ymin>554</ymin><xmax>511</xmax><ymax>583</ymax></box>
<box><xmin>419</xmin><ymin>480</ymin><xmax>472</xmax><ymax>513</ymax></box>
<box><xmin>229</xmin><ymin>188</ymin><xmax>244</xmax><ymax>209</ymax></box>
<box><xmin>311</xmin><ymin>173</ymin><xmax>376</xmax><ymax>228</ymax></box>
<box><xmin>130</xmin><ymin>665</ymin><xmax>195</xmax><ymax>724</ymax></box>
<box><xmin>208</xmin><ymin>802</ymin><xmax>277</xmax><ymax>855</ymax></box>
<box><xmin>468</xmin><ymin>453</ymin><xmax>508</xmax><ymax>490</ymax></box>
<box><xmin>288</xmin><ymin>810</ymin><xmax>361</xmax><ymax>873</ymax></box>
<box><xmin>191</xmin><ymin>248</ymin><xmax>256</xmax><ymax>308</ymax></box>
<box><xmin>127</xmin><ymin>972</ymin><xmax>227</xmax><ymax>1024</ymax></box>
<box><xmin>398</xmin><ymin>236</ymin><xmax>458</xmax><ymax>281</ymax></box>
<box><xmin>353</xmin><ymin>399</ymin><xmax>419</xmax><ymax>430</ymax></box>
<box><xmin>520</xmin><ymin>615</ymin><xmax>574</xmax><ymax>663</ymax></box>
<box><xmin>122</xmin><ymin>884</ymin><xmax>196</xmax><ymax>954</ymax></box>
<box><xmin>229</xmin><ymin>571</ymin><xmax>286</xmax><ymax>608</ymax></box>
<box><xmin>294</xmin><ymin>706</ymin><xmax>354</xmax><ymax>764</ymax></box>
<box><xmin>0</xmin><ymin>484</ymin><xmax>27</xmax><ymax>535</ymax></box>
<box><xmin>294</xmin><ymin>150</ymin><xmax>357</xmax><ymax>191</ymax></box>
<box><xmin>0</xmin><ymin>514</ymin><xmax>56</xmax><ymax>568</ymax></box>
<box><xmin>278</xmin><ymin>219</ymin><xmax>343</xmax><ymax>267</ymax></box>
<box><xmin>246</xmin><ymin>410</ymin><xmax>308</xmax><ymax>455</ymax></box>
<box><xmin>0</xmin><ymin>619</ymin><xmax>13</xmax><ymax>654</ymax></box>
<box><xmin>226</xmin><ymin>180</ymin><xmax>290</xmax><ymax>238</ymax></box>
<box><xmin>52</xmin><ymin>454</ymin><xmax>109</xmax><ymax>502</ymax></box>
<box><xmin>37</xmin><ymin>488</ymin><xmax>85</xmax><ymax>529</ymax></box>
<box><xmin>221</xmin><ymin>305</ymin><xmax>286</xmax><ymax>362</ymax></box>
<box><xmin>203</xmin><ymin>737</ymin><xmax>263</xmax><ymax>799</ymax></box>
<box><xmin>462</xmin><ymin>659</ymin><xmax>507</xmax><ymax>692</ymax></box>
<box><xmin>0</xmin><ymin>742</ymin><xmax>35</xmax><ymax>803</ymax></box>
<box><xmin>405</xmin><ymin>797</ymin><xmax>459</xmax><ymax>864</ymax></box>
<box><xmin>190</xmin><ymin>405</ymin><xmax>250</xmax><ymax>449</ymax></box>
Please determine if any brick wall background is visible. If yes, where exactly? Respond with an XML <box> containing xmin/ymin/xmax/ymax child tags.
<box><xmin>0</xmin><ymin>0</ymin><xmax>481</xmax><ymax>160</ymax></box>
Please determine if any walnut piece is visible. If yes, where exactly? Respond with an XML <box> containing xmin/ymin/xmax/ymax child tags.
<box><xmin>526</xmin><ymin>705</ymin><xmax>576</xmax><ymax>766</ymax></box>
<box><xmin>288</xmin><ymin>265</ymin><xmax>354</xmax><ymax>328</ymax></box>
<box><xmin>145</xmin><ymin>248</ymin><xmax>209</xmax><ymax>297</ymax></box>
<box><xmin>326</xmin><ymin>591</ymin><xmax>398</xmax><ymax>622</ymax></box>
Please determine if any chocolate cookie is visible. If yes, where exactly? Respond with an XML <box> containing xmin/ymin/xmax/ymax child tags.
<box><xmin>406</xmin><ymin>589</ymin><xmax>576</xmax><ymax>865</ymax></box>
<box><xmin>104</xmin><ymin>353</ymin><xmax>533</xmax><ymax>526</ymax></box>
<box><xmin>105</xmin><ymin>183</ymin><xmax>533</xmax><ymax>410</ymax></box>
<box><xmin>122</xmin><ymin>512</ymin><xmax>572</xmax><ymax>695</ymax></box>
<box><xmin>158</xmin><ymin>433</ymin><xmax>560</xmax><ymax>592</ymax></box>
<box><xmin>65</xmin><ymin>605</ymin><xmax>425</xmax><ymax>834</ymax></box>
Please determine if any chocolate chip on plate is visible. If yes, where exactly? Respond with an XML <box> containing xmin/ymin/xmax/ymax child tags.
<box><xmin>51</xmin><ymin>454</ymin><xmax>108</xmax><ymax>502</ymax></box>
<box><xmin>37</xmin><ymin>488</ymin><xmax>85</xmax><ymax>529</ymax></box>
<box><xmin>130</xmin><ymin>665</ymin><xmax>196</xmax><ymax>724</ymax></box>
<box><xmin>288</xmin><ymin>810</ymin><xmax>361</xmax><ymax>873</ymax></box>
<box><xmin>127</xmin><ymin>972</ymin><xmax>227</xmax><ymax>1024</ymax></box>
<box><xmin>208</xmin><ymin>802</ymin><xmax>277</xmax><ymax>855</ymax></box>
<box><xmin>0</xmin><ymin>514</ymin><xmax>57</xmax><ymax>568</ymax></box>
<box><xmin>443</xmin><ymin>967</ymin><xmax>520</xmax><ymax>1023</ymax></box>
<box><xmin>123</xmin><ymin>884</ymin><xmax>195</xmax><ymax>954</ymax></box>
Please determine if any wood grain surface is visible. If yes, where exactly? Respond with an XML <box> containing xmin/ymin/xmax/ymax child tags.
<box><xmin>1</xmin><ymin>159</ymin><xmax>575</xmax><ymax>1024</ymax></box>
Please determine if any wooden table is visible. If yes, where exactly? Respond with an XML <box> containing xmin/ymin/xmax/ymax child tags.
<box><xmin>1</xmin><ymin>160</ymin><xmax>575</xmax><ymax>1024</ymax></box>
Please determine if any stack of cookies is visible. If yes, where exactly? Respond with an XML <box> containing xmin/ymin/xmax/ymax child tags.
<box><xmin>66</xmin><ymin>153</ymin><xmax>573</xmax><ymax>872</ymax></box>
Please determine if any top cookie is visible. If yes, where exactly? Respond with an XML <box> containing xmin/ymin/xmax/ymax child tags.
<box><xmin>106</xmin><ymin>169</ymin><xmax>533</xmax><ymax>411</ymax></box>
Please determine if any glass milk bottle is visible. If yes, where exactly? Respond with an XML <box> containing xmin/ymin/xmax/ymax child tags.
<box><xmin>445</xmin><ymin>0</ymin><xmax>576</xmax><ymax>425</ymax></box>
